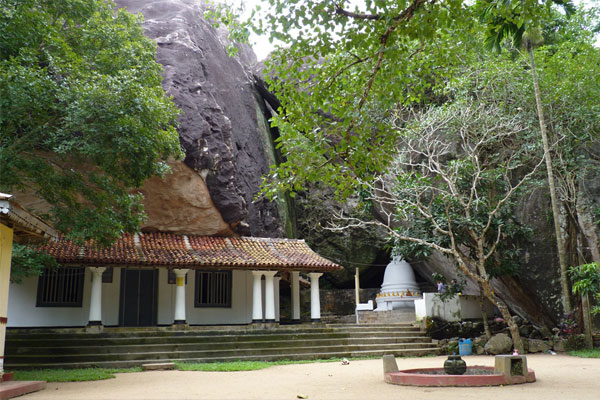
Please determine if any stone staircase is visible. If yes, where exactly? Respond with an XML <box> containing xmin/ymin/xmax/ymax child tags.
<box><xmin>5</xmin><ymin>323</ymin><xmax>439</xmax><ymax>369</ymax></box>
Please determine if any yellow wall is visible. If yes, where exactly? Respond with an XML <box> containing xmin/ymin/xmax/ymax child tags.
<box><xmin>0</xmin><ymin>223</ymin><xmax>14</xmax><ymax>375</ymax></box>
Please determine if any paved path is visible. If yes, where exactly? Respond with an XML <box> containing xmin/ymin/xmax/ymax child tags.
<box><xmin>19</xmin><ymin>354</ymin><xmax>600</xmax><ymax>400</ymax></box>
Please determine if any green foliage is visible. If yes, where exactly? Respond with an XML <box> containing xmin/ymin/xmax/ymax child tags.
<box><xmin>568</xmin><ymin>348</ymin><xmax>600</xmax><ymax>358</ymax></box>
<box><xmin>210</xmin><ymin>1</ymin><xmax>576</xmax><ymax>203</ymax></box>
<box><xmin>204</xmin><ymin>1</ymin><xmax>251</xmax><ymax>57</ymax></box>
<box><xmin>564</xmin><ymin>334</ymin><xmax>586</xmax><ymax>351</ymax></box>
<box><xmin>570</xmin><ymin>262</ymin><xmax>600</xmax><ymax>315</ymax></box>
<box><xmin>257</xmin><ymin>0</ymin><xmax>476</xmax><ymax>199</ymax></box>
<box><xmin>0</xmin><ymin>0</ymin><xmax>182</xmax><ymax>246</ymax></box>
<box><xmin>389</xmin><ymin>98</ymin><xmax>536</xmax><ymax>281</ymax></box>
<box><xmin>9</xmin><ymin>243</ymin><xmax>58</xmax><ymax>283</ymax></box>
<box><xmin>13</xmin><ymin>367</ymin><xmax>141</xmax><ymax>382</ymax></box>
<box><xmin>436</xmin><ymin>276</ymin><xmax>466</xmax><ymax>303</ymax></box>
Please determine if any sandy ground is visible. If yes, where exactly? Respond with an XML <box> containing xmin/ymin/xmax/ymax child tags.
<box><xmin>18</xmin><ymin>354</ymin><xmax>600</xmax><ymax>400</ymax></box>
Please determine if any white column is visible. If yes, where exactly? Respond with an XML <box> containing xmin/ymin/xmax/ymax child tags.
<box><xmin>252</xmin><ymin>271</ymin><xmax>264</xmax><ymax>322</ymax></box>
<box><xmin>263</xmin><ymin>271</ymin><xmax>277</xmax><ymax>322</ymax></box>
<box><xmin>88</xmin><ymin>267</ymin><xmax>106</xmax><ymax>326</ymax></box>
<box><xmin>309</xmin><ymin>272</ymin><xmax>323</xmax><ymax>321</ymax></box>
<box><xmin>173</xmin><ymin>269</ymin><xmax>189</xmax><ymax>325</ymax></box>
<box><xmin>291</xmin><ymin>271</ymin><xmax>300</xmax><ymax>322</ymax></box>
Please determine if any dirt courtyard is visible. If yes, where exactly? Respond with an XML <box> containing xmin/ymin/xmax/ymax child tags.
<box><xmin>19</xmin><ymin>353</ymin><xmax>600</xmax><ymax>400</ymax></box>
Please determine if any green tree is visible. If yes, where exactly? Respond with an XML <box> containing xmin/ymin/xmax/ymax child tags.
<box><xmin>570</xmin><ymin>262</ymin><xmax>600</xmax><ymax>348</ymax></box>
<box><xmin>332</xmin><ymin>99</ymin><xmax>542</xmax><ymax>352</ymax></box>
<box><xmin>217</xmin><ymin>0</ymin><xmax>558</xmax><ymax>200</ymax></box>
<box><xmin>478</xmin><ymin>0</ymin><xmax>581</xmax><ymax>315</ymax></box>
<box><xmin>0</xmin><ymin>0</ymin><xmax>182</xmax><ymax>246</ymax></box>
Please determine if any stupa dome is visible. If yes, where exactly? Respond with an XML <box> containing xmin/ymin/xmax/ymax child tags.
<box><xmin>375</xmin><ymin>256</ymin><xmax>421</xmax><ymax>311</ymax></box>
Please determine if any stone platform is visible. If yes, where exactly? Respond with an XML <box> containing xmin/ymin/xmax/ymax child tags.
<box><xmin>383</xmin><ymin>354</ymin><xmax>536</xmax><ymax>387</ymax></box>
<box><xmin>357</xmin><ymin>309</ymin><xmax>416</xmax><ymax>324</ymax></box>
<box><xmin>0</xmin><ymin>380</ymin><xmax>46</xmax><ymax>400</ymax></box>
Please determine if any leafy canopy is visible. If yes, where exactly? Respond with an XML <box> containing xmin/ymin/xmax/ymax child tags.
<box><xmin>234</xmin><ymin>0</ymin><xmax>565</xmax><ymax>201</ymax></box>
<box><xmin>0</xmin><ymin>0</ymin><xmax>182</xmax><ymax>245</ymax></box>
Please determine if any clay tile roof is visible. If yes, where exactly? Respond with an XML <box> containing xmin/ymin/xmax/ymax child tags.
<box><xmin>37</xmin><ymin>232</ymin><xmax>342</xmax><ymax>272</ymax></box>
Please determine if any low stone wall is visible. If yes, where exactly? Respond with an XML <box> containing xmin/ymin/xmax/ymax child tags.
<box><xmin>279</xmin><ymin>288</ymin><xmax>379</xmax><ymax>321</ymax></box>
<box><xmin>357</xmin><ymin>309</ymin><xmax>416</xmax><ymax>324</ymax></box>
<box><xmin>301</xmin><ymin>288</ymin><xmax>380</xmax><ymax>317</ymax></box>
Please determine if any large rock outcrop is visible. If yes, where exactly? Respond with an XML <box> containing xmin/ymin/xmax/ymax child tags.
<box><xmin>115</xmin><ymin>0</ymin><xmax>290</xmax><ymax>237</ymax></box>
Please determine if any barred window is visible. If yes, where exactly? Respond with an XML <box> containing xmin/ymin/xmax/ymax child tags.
<box><xmin>194</xmin><ymin>270</ymin><xmax>232</xmax><ymax>308</ymax></box>
<box><xmin>36</xmin><ymin>267</ymin><xmax>85</xmax><ymax>307</ymax></box>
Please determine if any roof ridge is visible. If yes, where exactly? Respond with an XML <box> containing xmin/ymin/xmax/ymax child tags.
<box><xmin>134</xmin><ymin>233</ymin><xmax>147</xmax><ymax>263</ymax></box>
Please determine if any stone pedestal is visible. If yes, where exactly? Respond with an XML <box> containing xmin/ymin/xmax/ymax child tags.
<box><xmin>494</xmin><ymin>355</ymin><xmax>529</xmax><ymax>383</ymax></box>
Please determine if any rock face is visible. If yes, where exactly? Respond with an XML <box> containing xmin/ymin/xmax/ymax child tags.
<box><xmin>138</xmin><ymin>160</ymin><xmax>233</xmax><ymax>236</ymax></box>
<box><xmin>484</xmin><ymin>333</ymin><xmax>513</xmax><ymax>355</ymax></box>
<box><xmin>411</xmin><ymin>250</ymin><xmax>556</xmax><ymax>330</ymax></box>
<box><xmin>294</xmin><ymin>190</ymin><xmax>389</xmax><ymax>288</ymax></box>
<box><xmin>527</xmin><ymin>339</ymin><xmax>551</xmax><ymax>353</ymax></box>
<box><xmin>115</xmin><ymin>0</ymin><xmax>288</xmax><ymax>237</ymax></box>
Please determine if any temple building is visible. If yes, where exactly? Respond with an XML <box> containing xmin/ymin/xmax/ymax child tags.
<box><xmin>7</xmin><ymin>232</ymin><xmax>341</xmax><ymax>328</ymax></box>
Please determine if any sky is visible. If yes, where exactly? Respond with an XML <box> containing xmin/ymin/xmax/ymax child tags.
<box><xmin>227</xmin><ymin>0</ymin><xmax>599</xmax><ymax>60</ymax></box>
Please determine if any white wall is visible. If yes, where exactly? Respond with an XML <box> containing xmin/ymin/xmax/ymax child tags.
<box><xmin>8</xmin><ymin>268</ymin><xmax>282</xmax><ymax>327</ymax></box>
<box><xmin>414</xmin><ymin>292</ymin><xmax>494</xmax><ymax>322</ymax></box>
<box><xmin>8</xmin><ymin>270</ymin><xmax>92</xmax><ymax>327</ymax></box>
<box><xmin>184</xmin><ymin>270</ymin><xmax>253</xmax><ymax>325</ymax></box>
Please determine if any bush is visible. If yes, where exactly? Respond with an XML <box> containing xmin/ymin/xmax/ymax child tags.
<box><xmin>564</xmin><ymin>334</ymin><xmax>586</xmax><ymax>351</ymax></box>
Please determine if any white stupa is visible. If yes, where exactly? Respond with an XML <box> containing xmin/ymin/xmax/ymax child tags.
<box><xmin>375</xmin><ymin>256</ymin><xmax>421</xmax><ymax>311</ymax></box>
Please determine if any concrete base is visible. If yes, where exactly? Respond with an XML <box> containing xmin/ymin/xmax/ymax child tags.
<box><xmin>85</xmin><ymin>324</ymin><xmax>103</xmax><ymax>334</ymax></box>
<box><xmin>249</xmin><ymin>322</ymin><xmax>279</xmax><ymax>330</ymax></box>
<box><xmin>385</xmin><ymin>366</ymin><xmax>536</xmax><ymax>387</ymax></box>
<box><xmin>1</xmin><ymin>373</ymin><xmax>13</xmax><ymax>382</ymax></box>
<box><xmin>141</xmin><ymin>362</ymin><xmax>176</xmax><ymax>371</ymax></box>
<box><xmin>494</xmin><ymin>355</ymin><xmax>529</xmax><ymax>383</ymax></box>
<box><xmin>382</xmin><ymin>354</ymin><xmax>399</xmax><ymax>374</ymax></box>
<box><xmin>0</xmin><ymin>381</ymin><xmax>46</xmax><ymax>400</ymax></box>
<box><xmin>358</xmin><ymin>309</ymin><xmax>415</xmax><ymax>324</ymax></box>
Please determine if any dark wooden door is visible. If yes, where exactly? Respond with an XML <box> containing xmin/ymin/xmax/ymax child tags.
<box><xmin>119</xmin><ymin>269</ymin><xmax>158</xmax><ymax>326</ymax></box>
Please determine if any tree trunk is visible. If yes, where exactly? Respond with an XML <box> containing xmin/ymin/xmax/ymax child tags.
<box><xmin>495</xmin><ymin>297</ymin><xmax>524</xmax><ymax>354</ymax></box>
<box><xmin>479</xmin><ymin>281</ymin><xmax>524</xmax><ymax>353</ymax></box>
<box><xmin>478</xmin><ymin>283</ymin><xmax>492</xmax><ymax>339</ymax></box>
<box><xmin>582</xmin><ymin>293</ymin><xmax>594</xmax><ymax>349</ymax></box>
<box><xmin>528</xmin><ymin>46</ymin><xmax>571</xmax><ymax>314</ymax></box>
<box><xmin>575</xmin><ymin>193</ymin><xmax>600</xmax><ymax>263</ymax></box>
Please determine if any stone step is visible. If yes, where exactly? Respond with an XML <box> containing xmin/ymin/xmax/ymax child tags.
<box><xmin>5</xmin><ymin>324</ymin><xmax>438</xmax><ymax>369</ymax></box>
<box><xmin>6</xmin><ymin>336</ymin><xmax>432</xmax><ymax>356</ymax></box>
<box><xmin>5</xmin><ymin>325</ymin><xmax>421</xmax><ymax>340</ymax></box>
<box><xmin>7</xmin><ymin>347</ymin><xmax>440</xmax><ymax>370</ymax></box>
<box><xmin>8</xmin><ymin>341</ymin><xmax>437</xmax><ymax>363</ymax></box>
<box><xmin>6</xmin><ymin>331</ymin><xmax>426</xmax><ymax>349</ymax></box>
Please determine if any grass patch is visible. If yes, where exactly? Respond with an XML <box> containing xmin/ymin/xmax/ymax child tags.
<box><xmin>11</xmin><ymin>355</ymin><xmax>427</xmax><ymax>379</ymax></box>
<box><xmin>174</xmin><ymin>359</ymin><xmax>335</xmax><ymax>372</ymax></box>
<box><xmin>13</xmin><ymin>367</ymin><xmax>142</xmax><ymax>382</ymax></box>
<box><xmin>174</xmin><ymin>357</ymin><xmax>384</xmax><ymax>372</ymax></box>
<box><xmin>568</xmin><ymin>348</ymin><xmax>600</xmax><ymax>358</ymax></box>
